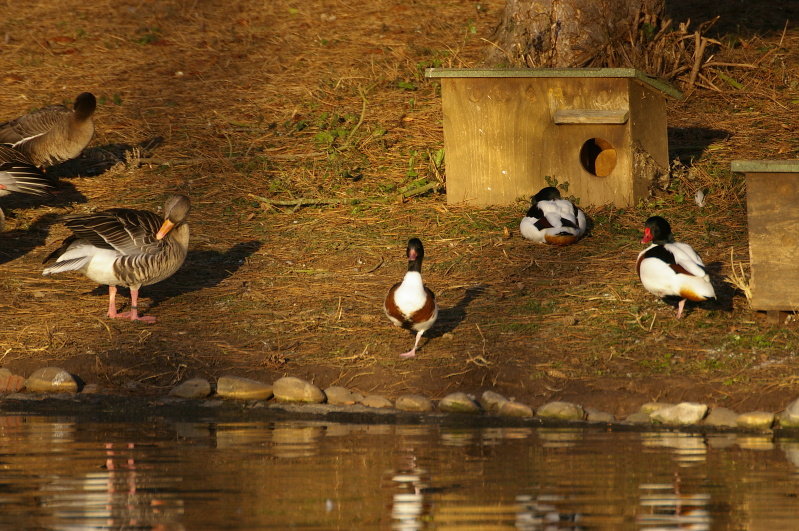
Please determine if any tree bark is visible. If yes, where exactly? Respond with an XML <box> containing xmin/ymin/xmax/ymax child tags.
<box><xmin>485</xmin><ymin>0</ymin><xmax>666</xmax><ymax>68</ymax></box>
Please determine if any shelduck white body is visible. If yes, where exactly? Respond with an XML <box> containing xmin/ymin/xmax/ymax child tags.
<box><xmin>520</xmin><ymin>186</ymin><xmax>586</xmax><ymax>246</ymax></box>
<box><xmin>384</xmin><ymin>238</ymin><xmax>437</xmax><ymax>358</ymax></box>
<box><xmin>637</xmin><ymin>216</ymin><xmax>716</xmax><ymax>319</ymax></box>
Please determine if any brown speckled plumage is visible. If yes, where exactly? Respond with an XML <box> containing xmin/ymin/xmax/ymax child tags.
<box><xmin>0</xmin><ymin>92</ymin><xmax>96</xmax><ymax>167</ymax></box>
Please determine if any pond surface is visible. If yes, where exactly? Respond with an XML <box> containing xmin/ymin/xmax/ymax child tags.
<box><xmin>0</xmin><ymin>414</ymin><xmax>798</xmax><ymax>529</ymax></box>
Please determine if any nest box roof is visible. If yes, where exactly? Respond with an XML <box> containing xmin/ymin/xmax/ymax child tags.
<box><xmin>426</xmin><ymin>68</ymin><xmax>683</xmax><ymax>101</ymax></box>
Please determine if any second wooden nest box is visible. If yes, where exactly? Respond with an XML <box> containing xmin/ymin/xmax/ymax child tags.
<box><xmin>732</xmin><ymin>160</ymin><xmax>799</xmax><ymax>323</ymax></box>
<box><xmin>426</xmin><ymin>68</ymin><xmax>683</xmax><ymax>207</ymax></box>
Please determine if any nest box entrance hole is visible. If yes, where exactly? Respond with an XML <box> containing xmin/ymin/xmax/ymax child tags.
<box><xmin>580</xmin><ymin>137</ymin><xmax>617</xmax><ymax>177</ymax></box>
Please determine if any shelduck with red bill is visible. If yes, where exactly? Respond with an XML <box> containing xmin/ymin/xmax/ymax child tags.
<box><xmin>384</xmin><ymin>238</ymin><xmax>438</xmax><ymax>358</ymax></box>
<box><xmin>637</xmin><ymin>216</ymin><xmax>716</xmax><ymax>319</ymax></box>
<box><xmin>519</xmin><ymin>186</ymin><xmax>587</xmax><ymax>246</ymax></box>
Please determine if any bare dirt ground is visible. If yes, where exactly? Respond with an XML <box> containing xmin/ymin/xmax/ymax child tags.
<box><xmin>2</xmin><ymin>0</ymin><xmax>799</xmax><ymax>418</ymax></box>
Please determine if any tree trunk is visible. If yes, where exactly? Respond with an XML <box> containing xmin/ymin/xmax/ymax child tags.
<box><xmin>485</xmin><ymin>0</ymin><xmax>666</xmax><ymax>68</ymax></box>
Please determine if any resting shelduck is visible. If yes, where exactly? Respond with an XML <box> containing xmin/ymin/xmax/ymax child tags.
<box><xmin>637</xmin><ymin>216</ymin><xmax>716</xmax><ymax>319</ymax></box>
<box><xmin>384</xmin><ymin>238</ymin><xmax>438</xmax><ymax>358</ymax></box>
<box><xmin>519</xmin><ymin>186</ymin><xmax>587</xmax><ymax>246</ymax></box>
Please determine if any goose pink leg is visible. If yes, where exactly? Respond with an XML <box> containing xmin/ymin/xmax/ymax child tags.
<box><xmin>107</xmin><ymin>286</ymin><xmax>156</xmax><ymax>324</ymax></box>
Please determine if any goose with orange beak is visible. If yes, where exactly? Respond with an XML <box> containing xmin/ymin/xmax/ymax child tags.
<box><xmin>43</xmin><ymin>194</ymin><xmax>191</xmax><ymax>323</ymax></box>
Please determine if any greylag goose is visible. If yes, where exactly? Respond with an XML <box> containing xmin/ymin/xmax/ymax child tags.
<box><xmin>42</xmin><ymin>194</ymin><xmax>191</xmax><ymax>323</ymax></box>
<box><xmin>0</xmin><ymin>92</ymin><xmax>96</xmax><ymax>168</ymax></box>
<box><xmin>0</xmin><ymin>144</ymin><xmax>55</xmax><ymax>231</ymax></box>
<box><xmin>0</xmin><ymin>144</ymin><xmax>55</xmax><ymax>197</ymax></box>
<box><xmin>384</xmin><ymin>238</ymin><xmax>438</xmax><ymax>358</ymax></box>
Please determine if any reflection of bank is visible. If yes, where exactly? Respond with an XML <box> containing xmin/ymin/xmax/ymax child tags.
<box><xmin>388</xmin><ymin>448</ymin><xmax>432</xmax><ymax>531</ymax></box>
<box><xmin>638</xmin><ymin>473</ymin><xmax>710</xmax><ymax>530</ymax></box>
<box><xmin>42</xmin><ymin>441</ymin><xmax>185</xmax><ymax>530</ymax></box>
<box><xmin>640</xmin><ymin>432</ymin><xmax>707</xmax><ymax>467</ymax></box>
<box><xmin>637</xmin><ymin>433</ymin><xmax>711</xmax><ymax>529</ymax></box>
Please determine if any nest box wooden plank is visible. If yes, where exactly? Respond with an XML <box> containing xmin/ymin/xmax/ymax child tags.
<box><xmin>426</xmin><ymin>68</ymin><xmax>682</xmax><ymax>207</ymax></box>
<box><xmin>732</xmin><ymin>160</ymin><xmax>799</xmax><ymax>316</ymax></box>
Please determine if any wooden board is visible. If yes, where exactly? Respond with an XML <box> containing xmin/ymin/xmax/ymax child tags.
<box><xmin>733</xmin><ymin>160</ymin><xmax>799</xmax><ymax>173</ymax></box>
<box><xmin>745</xmin><ymin>171</ymin><xmax>799</xmax><ymax>311</ymax></box>
<box><xmin>436</xmin><ymin>75</ymin><xmax>667</xmax><ymax>206</ymax></box>
<box><xmin>427</xmin><ymin>68</ymin><xmax>684</xmax><ymax>101</ymax></box>
<box><xmin>553</xmin><ymin>109</ymin><xmax>629</xmax><ymax>124</ymax></box>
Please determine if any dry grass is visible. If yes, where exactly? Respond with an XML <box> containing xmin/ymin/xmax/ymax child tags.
<box><xmin>1</xmin><ymin>0</ymin><xmax>799</xmax><ymax>414</ymax></box>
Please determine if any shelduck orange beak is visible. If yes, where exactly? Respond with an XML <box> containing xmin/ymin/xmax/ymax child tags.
<box><xmin>408</xmin><ymin>249</ymin><xmax>417</xmax><ymax>261</ymax></box>
<box><xmin>641</xmin><ymin>227</ymin><xmax>653</xmax><ymax>244</ymax></box>
<box><xmin>155</xmin><ymin>219</ymin><xmax>175</xmax><ymax>240</ymax></box>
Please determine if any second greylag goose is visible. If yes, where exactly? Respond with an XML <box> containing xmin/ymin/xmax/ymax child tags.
<box><xmin>384</xmin><ymin>238</ymin><xmax>438</xmax><ymax>358</ymax></box>
<box><xmin>0</xmin><ymin>144</ymin><xmax>55</xmax><ymax>231</ymax></box>
<box><xmin>42</xmin><ymin>194</ymin><xmax>191</xmax><ymax>323</ymax></box>
<box><xmin>0</xmin><ymin>144</ymin><xmax>55</xmax><ymax>197</ymax></box>
<box><xmin>0</xmin><ymin>92</ymin><xmax>96</xmax><ymax>168</ymax></box>
<box><xmin>519</xmin><ymin>186</ymin><xmax>587</xmax><ymax>246</ymax></box>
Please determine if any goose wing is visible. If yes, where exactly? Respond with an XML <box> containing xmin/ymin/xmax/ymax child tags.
<box><xmin>0</xmin><ymin>145</ymin><xmax>54</xmax><ymax>196</ymax></box>
<box><xmin>0</xmin><ymin>105</ymin><xmax>70</xmax><ymax>145</ymax></box>
<box><xmin>61</xmin><ymin>208</ymin><xmax>166</xmax><ymax>257</ymax></box>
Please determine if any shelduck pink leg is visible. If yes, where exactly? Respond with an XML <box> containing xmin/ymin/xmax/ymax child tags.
<box><xmin>676</xmin><ymin>299</ymin><xmax>687</xmax><ymax>319</ymax></box>
<box><xmin>400</xmin><ymin>330</ymin><xmax>425</xmax><ymax>358</ymax></box>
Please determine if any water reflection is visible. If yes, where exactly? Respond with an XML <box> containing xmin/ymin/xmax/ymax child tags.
<box><xmin>638</xmin><ymin>478</ymin><xmax>711</xmax><ymax>530</ymax></box>
<box><xmin>44</xmin><ymin>441</ymin><xmax>186</xmax><ymax>530</ymax></box>
<box><xmin>0</xmin><ymin>415</ymin><xmax>796</xmax><ymax>529</ymax></box>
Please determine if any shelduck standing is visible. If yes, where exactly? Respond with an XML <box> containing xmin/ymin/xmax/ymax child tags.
<box><xmin>42</xmin><ymin>195</ymin><xmax>191</xmax><ymax>323</ymax></box>
<box><xmin>637</xmin><ymin>215</ymin><xmax>716</xmax><ymax>319</ymax></box>
<box><xmin>384</xmin><ymin>238</ymin><xmax>438</xmax><ymax>358</ymax></box>
<box><xmin>519</xmin><ymin>186</ymin><xmax>587</xmax><ymax>246</ymax></box>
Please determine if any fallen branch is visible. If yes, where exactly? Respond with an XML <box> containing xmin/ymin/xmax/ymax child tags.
<box><xmin>687</xmin><ymin>32</ymin><xmax>709</xmax><ymax>89</ymax></box>
<box><xmin>342</xmin><ymin>88</ymin><xmax>368</xmax><ymax>149</ymax></box>
<box><xmin>248</xmin><ymin>180</ymin><xmax>443</xmax><ymax>211</ymax></box>
<box><xmin>139</xmin><ymin>157</ymin><xmax>207</xmax><ymax>166</ymax></box>
<box><xmin>248</xmin><ymin>193</ymin><xmax>355</xmax><ymax>207</ymax></box>
<box><xmin>268</xmin><ymin>152</ymin><xmax>327</xmax><ymax>160</ymax></box>
<box><xmin>401</xmin><ymin>182</ymin><xmax>443</xmax><ymax>198</ymax></box>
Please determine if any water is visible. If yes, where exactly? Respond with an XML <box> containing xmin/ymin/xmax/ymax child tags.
<box><xmin>0</xmin><ymin>415</ymin><xmax>798</xmax><ymax>530</ymax></box>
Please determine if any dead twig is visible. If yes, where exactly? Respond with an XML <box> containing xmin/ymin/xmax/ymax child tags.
<box><xmin>726</xmin><ymin>247</ymin><xmax>752</xmax><ymax>305</ymax></box>
<box><xmin>342</xmin><ymin>87</ymin><xmax>368</xmax><ymax>149</ymax></box>
<box><xmin>139</xmin><ymin>157</ymin><xmax>206</xmax><ymax>166</ymax></box>
<box><xmin>248</xmin><ymin>193</ymin><xmax>355</xmax><ymax>208</ymax></box>
<box><xmin>400</xmin><ymin>182</ymin><xmax>443</xmax><ymax>199</ymax></box>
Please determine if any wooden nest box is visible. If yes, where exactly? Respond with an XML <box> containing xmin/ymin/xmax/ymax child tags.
<box><xmin>426</xmin><ymin>68</ymin><xmax>683</xmax><ymax>207</ymax></box>
<box><xmin>732</xmin><ymin>160</ymin><xmax>799</xmax><ymax>323</ymax></box>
